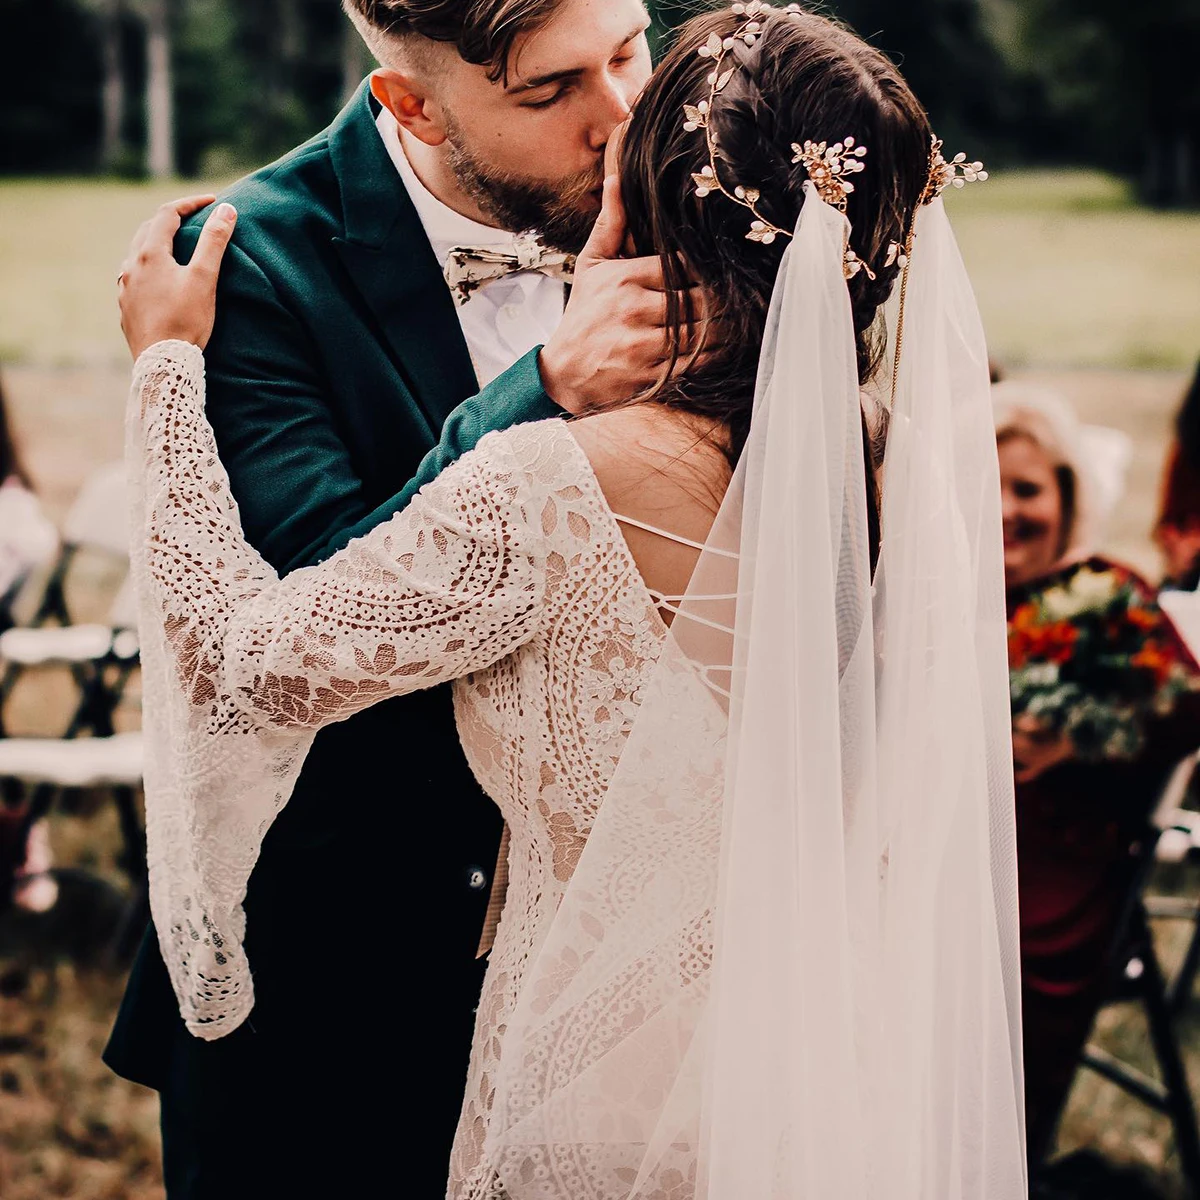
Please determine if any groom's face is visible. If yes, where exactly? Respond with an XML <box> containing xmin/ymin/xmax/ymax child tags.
<box><xmin>384</xmin><ymin>0</ymin><xmax>652</xmax><ymax>253</ymax></box>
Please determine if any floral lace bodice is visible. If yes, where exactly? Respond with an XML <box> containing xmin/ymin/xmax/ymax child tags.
<box><xmin>129</xmin><ymin>341</ymin><xmax>669</xmax><ymax>1198</ymax></box>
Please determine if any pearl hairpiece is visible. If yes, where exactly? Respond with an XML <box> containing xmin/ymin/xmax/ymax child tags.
<box><xmin>682</xmin><ymin>2</ymin><xmax>989</xmax><ymax>282</ymax></box>
<box><xmin>922</xmin><ymin>137</ymin><xmax>989</xmax><ymax>204</ymax></box>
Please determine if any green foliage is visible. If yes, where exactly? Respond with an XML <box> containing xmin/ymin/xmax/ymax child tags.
<box><xmin>646</xmin><ymin>0</ymin><xmax>1200</xmax><ymax>206</ymax></box>
<box><xmin>2</xmin><ymin>170</ymin><xmax>1194</xmax><ymax>371</ymax></box>
<box><xmin>1</xmin><ymin>0</ymin><xmax>361</xmax><ymax>177</ymax></box>
<box><xmin>989</xmin><ymin>0</ymin><xmax>1200</xmax><ymax>204</ymax></box>
<box><xmin>647</xmin><ymin>0</ymin><xmax>1011</xmax><ymax>146</ymax></box>
<box><xmin>2</xmin><ymin>0</ymin><xmax>1198</xmax><ymax>205</ymax></box>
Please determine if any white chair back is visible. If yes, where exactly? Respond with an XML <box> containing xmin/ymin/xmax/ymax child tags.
<box><xmin>1080</xmin><ymin>425</ymin><xmax>1134</xmax><ymax>546</ymax></box>
<box><xmin>108</xmin><ymin>577</ymin><xmax>137</xmax><ymax>629</ymax></box>
<box><xmin>62</xmin><ymin>463</ymin><xmax>128</xmax><ymax>558</ymax></box>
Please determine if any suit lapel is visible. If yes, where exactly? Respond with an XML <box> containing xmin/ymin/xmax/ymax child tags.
<box><xmin>328</xmin><ymin>84</ymin><xmax>479</xmax><ymax>434</ymax></box>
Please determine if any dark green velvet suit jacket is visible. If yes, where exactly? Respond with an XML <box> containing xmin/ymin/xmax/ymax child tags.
<box><xmin>105</xmin><ymin>83</ymin><xmax>561</xmax><ymax>1194</ymax></box>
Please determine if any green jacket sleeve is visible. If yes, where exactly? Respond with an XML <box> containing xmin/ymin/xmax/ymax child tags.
<box><xmin>315</xmin><ymin>349</ymin><xmax>557</xmax><ymax>560</ymax></box>
<box><xmin>177</xmin><ymin>224</ymin><xmax>560</xmax><ymax>574</ymax></box>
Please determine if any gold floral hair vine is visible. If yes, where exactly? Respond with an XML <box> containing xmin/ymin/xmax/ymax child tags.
<box><xmin>682</xmin><ymin>2</ymin><xmax>988</xmax><ymax>282</ymax></box>
<box><xmin>922</xmin><ymin>137</ymin><xmax>989</xmax><ymax>205</ymax></box>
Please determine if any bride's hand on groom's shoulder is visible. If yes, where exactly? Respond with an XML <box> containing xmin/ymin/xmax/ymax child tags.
<box><xmin>117</xmin><ymin>195</ymin><xmax>238</xmax><ymax>361</ymax></box>
<box><xmin>539</xmin><ymin>175</ymin><xmax>709</xmax><ymax>415</ymax></box>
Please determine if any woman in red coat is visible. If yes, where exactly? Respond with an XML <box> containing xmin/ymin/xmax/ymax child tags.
<box><xmin>995</xmin><ymin>383</ymin><xmax>1200</xmax><ymax>1163</ymax></box>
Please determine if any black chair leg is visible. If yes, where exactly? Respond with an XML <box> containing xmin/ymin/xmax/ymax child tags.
<box><xmin>0</xmin><ymin>663</ymin><xmax>19</xmax><ymax>739</ymax></box>
<box><xmin>1137</xmin><ymin>911</ymin><xmax>1200</xmax><ymax>1195</ymax></box>
<box><xmin>63</xmin><ymin>662</ymin><xmax>118</xmax><ymax>739</ymax></box>
<box><xmin>1170</xmin><ymin>917</ymin><xmax>1200</xmax><ymax>1015</ymax></box>
<box><xmin>112</xmin><ymin>786</ymin><xmax>145</xmax><ymax>882</ymax></box>
<box><xmin>30</xmin><ymin>553</ymin><xmax>73</xmax><ymax>628</ymax></box>
<box><xmin>107</xmin><ymin>879</ymin><xmax>150</xmax><ymax>967</ymax></box>
<box><xmin>108</xmin><ymin>785</ymin><xmax>148</xmax><ymax>966</ymax></box>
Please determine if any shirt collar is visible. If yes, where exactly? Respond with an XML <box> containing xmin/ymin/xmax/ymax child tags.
<box><xmin>375</xmin><ymin>107</ymin><xmax>517</xmax><ymax>262</ymax></box>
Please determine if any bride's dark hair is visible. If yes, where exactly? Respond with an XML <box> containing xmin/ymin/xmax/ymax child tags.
<box><xmin>619</xmin><ymin>5</ymin><xmax>934</xmax><ymax>466</ymax></box>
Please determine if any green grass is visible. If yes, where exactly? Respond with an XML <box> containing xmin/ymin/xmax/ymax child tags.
<box><xmin>0</xmin><ymin>176</ymin><xmax>234</xmax><ymax>368</ymax></box>
<box><xmin>944</xmin><ymin>169</ymin><xmax>1200</xmax><ymax>371</ymax></box>
<box><xmin>1</xmin><ymin>169</ymin><xmax>1198</xmax><ymax>370</ymax></box>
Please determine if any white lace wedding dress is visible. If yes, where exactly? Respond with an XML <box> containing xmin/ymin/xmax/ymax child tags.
<box><xmin>131</xmin><ymin>341</ymin><xmax>679</xmax><ymax>1199</ymax></box>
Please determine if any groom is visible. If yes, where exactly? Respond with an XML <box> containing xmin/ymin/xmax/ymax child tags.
<box><xmin>104</xmin><ymin>0</ymin><xmax>669</xmax><ymax>1195</ymax></box>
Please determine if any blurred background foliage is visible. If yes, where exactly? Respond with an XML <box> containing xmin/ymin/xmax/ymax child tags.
<box><xmin>1</xmin><ymin>0</ymin><xmax>1197</xmax><ymax>206</ymax></box>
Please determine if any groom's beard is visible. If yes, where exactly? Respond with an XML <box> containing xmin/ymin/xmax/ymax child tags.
<box><xmin>443</xmin><ymin>121</ymin><xmax>603</xmax><ymax>255</ymax></box>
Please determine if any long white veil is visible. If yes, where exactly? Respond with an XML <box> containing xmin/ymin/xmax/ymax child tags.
<box><xmin>487</xmin><ymin>186</ymin><xmax>1025</xmax><ymax>1198</ymax></box>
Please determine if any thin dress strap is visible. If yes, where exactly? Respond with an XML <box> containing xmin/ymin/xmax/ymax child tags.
<box><xmin>612</xmin><ymin>513</ymin><xmax>739</xmax><ymax>623</ymax></box>
<box><xmin>612</xmin><ymin>513</ymin><xmax>735</xmax><ymax>557</ymax></box>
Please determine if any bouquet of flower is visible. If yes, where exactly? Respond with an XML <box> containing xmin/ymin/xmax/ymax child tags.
<box><xmin>1008</xmin><ymin>563</ymin><xmax>1191</xmax><ymax>762</ymax></box>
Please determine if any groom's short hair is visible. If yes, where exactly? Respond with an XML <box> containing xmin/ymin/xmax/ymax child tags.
<box><xmin>343</xmin><ymin>0</ymin><xmax>565</xmax><ymax>82</ymax></box>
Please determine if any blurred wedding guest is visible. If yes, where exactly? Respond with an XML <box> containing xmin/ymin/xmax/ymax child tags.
<box><xmin>0</xmin><ymin>373</ymin><xmax>57</xmax><ymax>631</ymax></box>
<box><xmin>1155</xmin><ymin>358</ymin><xmax>1200</xmax><ymax>591</ymax></box>
<box><xmin>0</xmin><ymin>373</ymin><xmax>58</xmax><ymax>914</ymax></box>
<box><xmin>996</xmin><ymin>383</ymin><xmax>1200</xmax><ymax>1163</ymax></box>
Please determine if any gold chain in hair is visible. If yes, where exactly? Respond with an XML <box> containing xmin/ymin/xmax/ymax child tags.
<box><xmin>888</xmin><ymin>138</ymin><xmax>989</xmax><ymax>407</ymax></box>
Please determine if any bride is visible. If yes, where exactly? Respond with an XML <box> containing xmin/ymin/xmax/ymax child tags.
<box><xmin>119</xmin><ymin>4</ymin><xmax>1024</xmax><ymax>1197</ymax></box>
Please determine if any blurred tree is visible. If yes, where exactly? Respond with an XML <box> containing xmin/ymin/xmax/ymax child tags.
<box><xmin>173</xmin><ymin>0</ymin><xmax>250</xmax><ymax>175</ymax></box>
<box><xmin>996</xmin><ymin>0</ymin><xmax>1200</xmax><ymax>206</ymax></box>
<box><xmin>647</xmin><ymin>0</ymin><xmax>696</xmax><ymax>55</ymax></box>
<box><xmin>0</xmin><ymin>0</ymin><xmax>105</xmax><ymax>172</ymax></box>
<box><xmin>830</xmin><ymin>0</ymin><xmax>1012</xmax><ymax>157</ymax></box>
<box><xmin>1</xmin><ymin>0</ymin><xmax>1193</xmax><ymax>195</ymax></box>
<box><xmin>646</xmin><ymin>0</ymin><xmax>1012</xmax><ymax>158</ymax></box>
<box><xmin>142</xmin><ymin>0</ymin><xmax>176</xmax><ymax>177</ymax></box>
<box><xmin>98</xmin><ymin>0</ymin><xmax>128</xmax><ymax>171</ymax></box>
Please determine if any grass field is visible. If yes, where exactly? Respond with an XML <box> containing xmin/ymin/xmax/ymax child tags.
<box><xmin>1</xmin><ymin>168</ymin><xmax>1198</xmax><ymax>371</ymax></box>
<box><xmin>0</xmin><ymin>170</ymin><xmax>1198</xmax><ymax>1198</ymax></box>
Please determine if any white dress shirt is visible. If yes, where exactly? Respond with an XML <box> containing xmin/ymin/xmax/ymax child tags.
<box><xmin>375</xmin><ymin>108</ymin><xmax>566</xmax><ymax>389</ymax></box>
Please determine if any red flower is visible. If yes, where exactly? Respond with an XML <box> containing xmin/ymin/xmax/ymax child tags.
<box><xmin>1009</xmin><ymin>605</ymin><xmax>1079</xmax><ymax>668</ymax></box>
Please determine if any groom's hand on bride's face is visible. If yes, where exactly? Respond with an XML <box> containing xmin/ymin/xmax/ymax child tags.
<box><xmin>118</xmin><ymin>196</ymin><xmax>238</xmax><ymax>360</ymax></box>
<box><xmin>539</xmin><ymin>176</ymin><xmax>709</xmax><ymax>415</ymax></box>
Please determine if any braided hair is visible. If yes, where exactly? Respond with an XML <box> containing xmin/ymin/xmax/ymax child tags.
<box><xmin>619</xmin><ymin>6</ymin><xmax>933</xmax><ymax>465</ymax></box>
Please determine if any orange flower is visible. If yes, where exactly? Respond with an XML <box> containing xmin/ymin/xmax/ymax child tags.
<box><xmin>1132</xmin><ymin>645</ymin><xmax>1173</xmax><ymax>687</ymax></box>
<box><xmin>1126</xmin><ymin>606</ymin><xmax>1159</xmax><ymax>633</ymax></box>
<box><xmin>1009</xmin><ymin>615</ymin><xmax>1079</xmax><ymax>667</ymax></box>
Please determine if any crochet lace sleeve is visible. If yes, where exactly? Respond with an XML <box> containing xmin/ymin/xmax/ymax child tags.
<box><xmin>128</xmin><ymin>339</ymin><xmax>552</xmax><ymax>1039</ymax></box>
<box><xmin>132</xmin><ymin>340</ymin><xmax>547</xmax><ymax>733</ymax></box>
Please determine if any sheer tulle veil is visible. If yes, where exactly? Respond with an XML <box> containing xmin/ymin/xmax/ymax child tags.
<box><xmin>486</xmin><ymin>185</ymin><xmax>1026</xmax><ymax>1197</ymax></box>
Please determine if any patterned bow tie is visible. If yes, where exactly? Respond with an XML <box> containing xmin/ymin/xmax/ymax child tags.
<box><xmin>443</xmin><ymin>234</ymin><xmax>575</xmax><ymax>308</ymax></box>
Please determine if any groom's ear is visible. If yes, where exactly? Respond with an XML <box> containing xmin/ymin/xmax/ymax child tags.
<box><xmin>370</xmin><ymin>69</ymin><xmax>449</xmax><ymax>148</ymax></box>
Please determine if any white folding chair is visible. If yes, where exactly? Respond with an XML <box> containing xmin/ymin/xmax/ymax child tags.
<box><xmin>1038</xmin><ymin>755</ymin><xmax>1200</xmax><ymax>1193</ymax></box>
<box><xmin>0</xmin><ymin>465</ymin><xmax>145</xmax><ymax>946</ymax></box>
<box><xmin>0</xmin><ymin>731</ymin><xmax>143</xmax><ymax>790</ymax></box>
<box><xmin>0</xmin><ymin>466</ymin><xmax>136</xmax><ymax>738</ymax></box>
<box><xmin>0</xmin><ymin>731</ymin><xmax>145</xmax><ymax>953</ymax></box>
<box><xmin>1146</xmin><ymin>752</ymin><xmax>1200</xmax><ymax>1012</ymax></box>
<box><xmin>29</xmin><ymin>462</ymin><xmax>129</xmax><ymax>628</ymax></box>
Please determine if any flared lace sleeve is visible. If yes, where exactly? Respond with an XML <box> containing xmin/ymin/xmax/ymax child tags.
<box><xmin>128</xmin><ymin>339</ymin><xmax>554</xmax><ymax>1039</ymax></box>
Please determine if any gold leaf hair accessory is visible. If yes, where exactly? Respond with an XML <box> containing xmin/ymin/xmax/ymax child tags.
<box><xmin>921</xmin><ymin>137</ymin><xmax>989</xmax><ymax>206</ymax></box>
<box><xmin>682</xmin><ymin>5</ymin><xmax>989</xmax><ymax>286</ymax></box>
<box><xmin>685</xmin><ymin>4</ymin><xmax>784</xmax><ymax>244</ymax></box>
<box><xmin>790</xmin><ymin>137</ymin><xmax>867</xmax><ymax>211</ymax></box>
<box><xmin>887</xmin><ymin>139</ymin><xmax>988</xmax><ymax>280</ymax></box>
<box><xmin>886</xmin><ymin>139</ymin><xmax>987</xmax><ymax>408</ymax></box>
<box><xmin>791</xmin><ymin>137</ymin><xmax>874</xmax><ymax>278</ymax></box>
<box><xmin>683</xmin><ymin>3</ymin><xmax>869</xmax><ymax>277</ymax></box>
